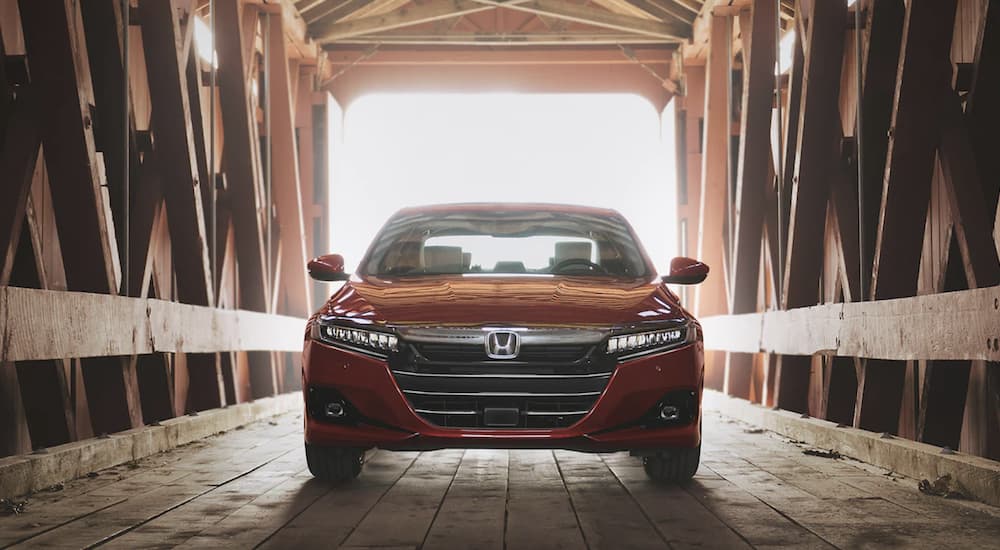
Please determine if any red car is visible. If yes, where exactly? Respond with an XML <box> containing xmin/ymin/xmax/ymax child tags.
<box><xmin>303</xmin><ymin>204</ymin><xmax>708</xmax><ymax>483</ymax></box>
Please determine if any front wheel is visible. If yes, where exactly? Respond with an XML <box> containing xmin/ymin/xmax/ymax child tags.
<box><xmin>305</xmin><ymin>444</ymin><xmax>364</xmax><ymax>483</ymax></box>
<box><xmin>643</xmin><ymin>445</ymin><xmax>700</xmax><ymax>483</ymax></box>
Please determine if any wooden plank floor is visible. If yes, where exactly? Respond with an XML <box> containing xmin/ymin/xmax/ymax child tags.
<box><xmin>2</xmin><ymin>411</ymin><xmax>998</xmax><ymax>549</ymax></box>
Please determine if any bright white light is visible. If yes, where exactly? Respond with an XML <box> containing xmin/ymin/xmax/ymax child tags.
<box><xmin>330</xmin><ymin>93</ymin><xmax>676</xmax><ymax>275</ymax></box>
<box><xmin>193</xmin><ymin>17</ymin><xmax>218</xmax><ymax>68</ymax></box>
<box><xmin>777</xmin><ymin>30</ymin><xmax>796</xmax><ymax>74</ymax></box>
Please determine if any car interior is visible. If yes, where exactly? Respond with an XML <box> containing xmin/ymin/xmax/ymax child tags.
<box><xmin>377</xmin><ymin>237</ymin><xmax>634</xmax><ymax>276</ymax></box>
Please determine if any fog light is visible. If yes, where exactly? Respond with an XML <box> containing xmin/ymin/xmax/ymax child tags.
<box><xmin>324</xmin><ymin>402</ymin><xmax>346</xmax><ymax>419</ymax></box>
<box><xmin>659</xmin><ymin>405</ymin><xmax>680</xmax><ymax>421</ymax></box>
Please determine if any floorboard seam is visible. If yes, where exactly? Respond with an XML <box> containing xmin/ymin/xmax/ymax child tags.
<box><xmin>83</xmin><ymin>446</ymin><xmax>299</xmax><ymax>549</ymax></box>
<box><xmin>552</xmin><ymin>450</ymin><xmax>592</xmax><ymax>550</ymax></box>
<box><xmin>249</xmin><ymin>468</ymin><xmax>336</xmax><ymax>549</ymax></box>
<box><xmin>703</xmin><ymin>464</ymin><xmax>841</xmax><ymax>550</ymax></box>
<box><xmin>599</xmin><ymin>454</ymin><xmax>676</xmax><ymax>549</ymax></box>
<box><xmin>678</xmin><ymin>471</ymin><xmax>757</xmax><ymax>549</ymax></box>
<box><xmin>418</xmin><ymin>449</ymin><xmax>465</xmax><ymax>550</ymax></box>
<box><xmin>502</xmin><ymin>450</ymin><xmax>511</xmax><ymax>550</ymax></box>
<box><xmin>333</xmin><ymin>451</ymin><xmax>421</xmax><ymax>548</ymax></box>
<box><xmin>0</xmin><ymin>498</ymin><xmax>127</xmax><ymax>549</ymax></box>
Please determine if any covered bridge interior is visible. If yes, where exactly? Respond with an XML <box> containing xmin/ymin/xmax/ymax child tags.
<box><xmin>1</xmin><ymin>0</ymin><xmax>999</xmax><ymax>547</ymax></box>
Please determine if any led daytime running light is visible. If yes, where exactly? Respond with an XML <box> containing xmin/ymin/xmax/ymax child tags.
<box><xmin>607</xmin><ymin>327</ymin><xmax>686</xmax><ymax>355</ymax></box>
<box><xmin>316</xmin><ymin>324</ymin><xmax>398</xmax><ymax>353</ymax></box>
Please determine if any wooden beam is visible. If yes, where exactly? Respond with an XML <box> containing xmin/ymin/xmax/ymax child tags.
<box><xmin>856</xmin><ymin>0</ymin><xmax>905</xmax><ymax>289</ymax></box>
<box><xmin>694</xmin><ymin>14</ymin><xmax>729</xmax><ymax>391</ymax></box>
<box><xmin>730</xmin><ymin>0</ymin><xmax>775</xmax><ymax>314</ymax></box>
<box><xmin>483</xmin><ymin>0</ymin><xmax>690</xmax><ymax>40</ymax></box>
<box><xmin>938</xmin><ymin>92</ymin><xmax>1000</xmax><ymax>289</ymax></box>
<box><xmin>306</xmin><ymin>0</ymin><xmax>375</xmax><ymax>26</ymax></box>
<box><xmin>17</xmin><ymin>0</ymin><xmax>120</xmax><ymax>295</ymax></box>
<box><xmin>0</xmin><ymin>286</ymin><xmax>307</xmax><ymax>362</ymax></box>
<box><xmin>268</xmin><ymin>15</ymin><xmax>313</xmax><ymax>317</ymax></box>
<box><xmin>700</xmin><ymin>285</ymin><xmax>1000</xmax><ymax>362</ymax></box>
<box><xmin>139</xmin><ymin>0</ymin><xmax>216</xmax><ymax>306</ymax></box>
<box><xmin>325</xmin><ymin>32</ymin><xmax>671</xmax><ymax>45</ymax></box>
<box><xmin>216</xmin><ymin>0</ymin><xmax>270</xmax><ymax>312</ymax></box>
<box><xmin>314</xmin><ymin>0</ymin><xmax>496</xmax><ymax>42</ymax></box>
<box><xmin>861</xmin><ymin>0</ymin><xmax>957</xmax><ymax>436</ymax></box>
<box><xmin>781</xmin><ymin>0</ymin><xmax>846</xmax><ymax>308</ymax></box>
<box><xmin>622</xmin><ymin>0</ymin><xmax>695</xmax><ymax>24</ymax></box>
<box><xmin>870</xmin><ymin>0</ymin><xmax>957</xmax><ymax>300</ymax></box>
<box><xmin>726</xmin><ymin>1</ymin><xmax>776</xmax><ymax>400</ymax></box>
<box><xmin>966</xmin><ymin>0</ymin><xmax>1000</xmax><ymax>213</ymax></box>
<box><xmin>0</xmin><ymin>97</ymin><xmax>40</xmax><ymax>287</ymax></box>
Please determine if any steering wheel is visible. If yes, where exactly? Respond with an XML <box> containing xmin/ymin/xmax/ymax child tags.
<box><xmin>551</xmin><ymin>258</ymin><xmax>607</xmax><ymax>274</ymax></box>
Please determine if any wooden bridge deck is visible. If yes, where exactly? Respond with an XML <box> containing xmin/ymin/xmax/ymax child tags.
<box><xmin>1</xmin><ymin>411</ymin><xmax>997</xmax><ymax>549</ymax></box>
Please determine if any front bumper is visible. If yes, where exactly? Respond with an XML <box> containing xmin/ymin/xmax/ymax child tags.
<box><xmin>302</xmin><ymin>338</ymin><xmax>704</xmax><ymax>453</ymax></box>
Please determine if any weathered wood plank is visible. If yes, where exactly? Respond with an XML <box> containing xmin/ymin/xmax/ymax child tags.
<box><xmin>339</xmin><ymin>450</ymin><xmax>464</xmax><ymax>548</ymax></box>
<box><xmin>553</xmin><ymin>450</ymin><xmax>666</xmax><ymax>549</ymax></box>
<box><xmin>730</xmin><ymin>0</ymin><xmax>775</xmax><ymax>315</ymax></box>
<box><xmin>423</xmin><ymin>449</ymin><xmax>507</xmax><ymax>549</ymax></box>
<box><xmin>216</xmin><ymin>0</ymin><xmax>270</xmax><ymax>313</ymax></box>
<box><xmin>870</xmin><ymin>0</ymin><xmax>958</xmax><ymax>300</ymax></box>
<box><xmin>781</xmin><ymin>0</ymin><xmax>847</xmax><ymax>308</ymax></box>
<box><xmin>138</xmin><ymin>0</ymin><xmax>215</xmax><ymax>306</ymax></box>
<box><xmin>937</xmin><ymin>91</ymin><xmax>1000</xmax><ymax>289</ymax></box>
<box><xmin>695</xmin><ymin>14</ymin><xmax>731</xmax><ymax>392</ymax></box>
<box><xmin>17</xmin><ymin>0</ymin><xmax>120</xmax><ymax>295</ymax></box>
<box><xmin>863</xmin><ymin>0</ymin><xmax>958</xmax><ymax>436</ymax></box>
<box><xmin>856</xmin><ymin>0</ymin><xmax>905</xmax><ymax>288</ymax></box>
<box><xmin>602</xmin><ymin>452</ymin><xmax>751</xmax><ymax>548</ymax></box>
<box><xmin>0</xmin><ymin>286</ymin><xmax>306</xmax><ymax>362</ymax></box>
<box><xmin>267</xmin><ymin>14</ymin><xmax>312</xmax><ymax>318</ymax></box>
<box><xmin>700</xmin><ymin>285</ymin><xmax>1000</xmax><ymax>362</ymax></box>
<box><xmin>504</xmin><ymin>450</ymin><xmax>586</xmax><ymax>550</ymax></box>
<box><xmin>0</xmin><ymin>96</ymin><xmax>40</xmax><ymax>287</ymax></box>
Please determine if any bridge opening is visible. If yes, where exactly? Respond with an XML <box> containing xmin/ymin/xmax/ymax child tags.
<box><xmin>332</xmin><ymin>92</ymin><xmax>677</xmax><ymax>273</ymax></box>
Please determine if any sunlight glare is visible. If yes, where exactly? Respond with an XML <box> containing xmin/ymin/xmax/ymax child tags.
<box><xmin>330</xmin><ymin>93</ymin><xmax>677</xmax><ymax>275</ymax></box>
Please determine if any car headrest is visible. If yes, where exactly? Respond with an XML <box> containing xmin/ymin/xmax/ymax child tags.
<box><xmin>424</xmin><ymin>246</ymin><xmax>464</xmax><ymax>273</ymax></box>
<box><xmin>493</xmin><ymin>261</ymin><xmax>527</xmax><ymax>273</ymax></box>
<box><xmin>554</xmin><ymin>241</ymin><xmax>593</xmax><ymax>263</ymax></box>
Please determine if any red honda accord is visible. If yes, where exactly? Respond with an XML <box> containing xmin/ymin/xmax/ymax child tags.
<box><xmin>302</xmin><ymin>204</ymin><xmax>708</xmax><ymax>483</ymax></box>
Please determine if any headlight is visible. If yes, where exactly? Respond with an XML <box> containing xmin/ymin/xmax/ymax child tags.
<box><xmin>311</xmin><ymin>322</ymin><xmax>398</xmax><ymax>356</ymax></box>
<box><xmin>607</xmin><ymin>324</ymin><xmax>690</xmax><ymax>360</ymax></box>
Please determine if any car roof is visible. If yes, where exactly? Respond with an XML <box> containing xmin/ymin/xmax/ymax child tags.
<box><xmin>392</xmin><ymin>202</ymin><xmax>623</xmax><ymax>218</ymax></box>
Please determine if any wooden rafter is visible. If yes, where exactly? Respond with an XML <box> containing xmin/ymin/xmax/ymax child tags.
<box><xmin>314</xmin><ymin>0</ymin><xmax>497</xmax><ymax>42</ymax></box>
<box><xmin>327</xmin><ymin>32</ymin><xmax>674</xmax><ymax>45</ymax></box>
<box><xmin>478</xmin><ymin>0</ymin><xmax>690</xmax><ymax>40</ymax></box>
<box><xmin>306</xmin><ymin>0</ymin><xmax>375</xmax><ymax>26</ymax></box>
<box><xmin>622</xmin><ymin>0</ymin><xmax>695</xmax><ymax>24</ymax></box>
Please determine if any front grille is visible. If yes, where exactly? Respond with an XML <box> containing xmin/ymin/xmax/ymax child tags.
<box><xmin>415</xmin><ymin>343</ymin><xmax>590</xmax><ymax>363</ymax></box>
<box><xmin>389</xmin><ymin>328</ymin><xmax>613</xmax><ymax>429</ymax></box>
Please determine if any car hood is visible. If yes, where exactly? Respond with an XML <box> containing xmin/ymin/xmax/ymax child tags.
<box><xmin>318</xmin><ymin>275</ymin><xmax>689</xmax><ymax>327</ymax></box>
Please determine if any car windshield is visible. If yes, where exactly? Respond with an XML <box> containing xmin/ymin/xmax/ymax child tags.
<box><xmin>362</xmin><ymin>209</ymin><xmax>650</xmax><ymax>278</ymax></box>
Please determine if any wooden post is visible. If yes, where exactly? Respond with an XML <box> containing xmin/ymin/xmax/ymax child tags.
<box><xmin>694</xmin><ymin>15</ymin><xmax>730</xmax><ymax>391</ymax></box>
<box><xmin>860</xmin><ymin>0</ymin><xmax>958</xmax><ymax>435</ymax></box>
<box><xmin>267</xmin><ymin>13</ymin><xmax>312</xmax><ymax>318</ymax></box>
<box><xmin>726</xmin><ymin>1</ymin><xmax>775</xmax><ymax>399</ymax></box>
<box><xmin>774</xmin><ymin>0</ymin><xmax>846</xmax><ymax>414</ymax></box>
<box><xmin>215</xmin><ymin>0</ymin><xmax>270</xmax><ymax>314</ymax></box>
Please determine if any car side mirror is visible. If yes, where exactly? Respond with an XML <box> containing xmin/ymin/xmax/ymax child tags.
<box><xmin>662</xmin><ymin>257</ymin><xmax>709</xmax><ymax>285</ymax></box>
<box><xmin>308</xmin><ymin>254</ymin><xmax>351</xmax><ymax>282</ymax></box>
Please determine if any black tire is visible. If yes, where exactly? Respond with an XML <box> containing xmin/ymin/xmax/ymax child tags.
<box><xmin>305</xmin><ymin>444</ymin><xmax>364</xmax><ymax>483</ymax></box>
<box><xmin>642</xmin><ymin>445</ymin><xmax>700</xmax><ymax>483</ymax></box>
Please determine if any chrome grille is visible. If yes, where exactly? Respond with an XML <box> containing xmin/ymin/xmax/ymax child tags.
<box><xmin>389</xmin><ymin>327</ymin><xmax>613</xmax><ymax>429</ymax></box>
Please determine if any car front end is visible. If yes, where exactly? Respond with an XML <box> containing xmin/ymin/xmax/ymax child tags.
<box><xmin>302</xmin><ymin>204</ymin><xmax>708</xmax><ymax>482</ymax></box>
